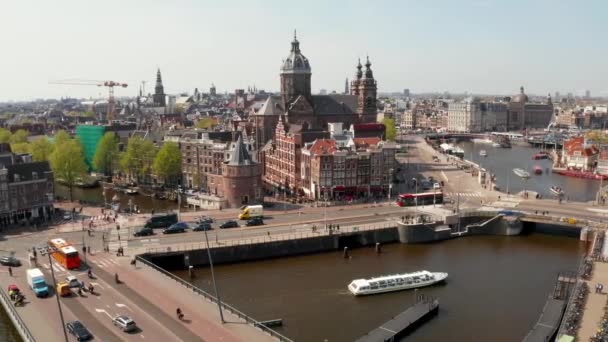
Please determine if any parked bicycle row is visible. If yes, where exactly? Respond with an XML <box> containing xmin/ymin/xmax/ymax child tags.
<box><xmin>563</xmin><ymin>282</ymin><xmax>589</xmax><ymax>336</ymax></box>
<box><xmin>583</xmin><ymin>259</ymin><xmax>595</xmax><ymax>280</ymax></box>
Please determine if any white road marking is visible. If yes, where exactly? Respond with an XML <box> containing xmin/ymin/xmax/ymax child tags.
<box><xmin>116</xmin><ymin>303</ymin><xmax>133</xmax><ymax>312</ymax></box>
<box><xmin>587</xmin><ymin>208</ymin><xmax>608</xmax><ymax>213</ymax></box>
<box><xmin>95</xmin><ymin>308</ymin><xmax>113</xmax><ymax>319</ymax></box>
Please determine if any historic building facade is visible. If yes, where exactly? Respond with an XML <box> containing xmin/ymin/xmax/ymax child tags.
<box><xmin>153</xmin><ymin>68</ymin><xmax>166</xmax><ymax>107</ymax></box>
<box><xmin>506</xmin><ymin>86</ymin><xmax>554</xmax><ymax>130</ymax></box>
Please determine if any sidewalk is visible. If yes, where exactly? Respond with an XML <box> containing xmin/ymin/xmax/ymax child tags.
<box><xmin>92</xmin><ymin>255</ymin><xmax>276</xmax><ymax>342</ymax></box>
<box><xmin>578</xmin><ymin>262</ymin><xmax>608</xmax><ymax>341</ymax></box>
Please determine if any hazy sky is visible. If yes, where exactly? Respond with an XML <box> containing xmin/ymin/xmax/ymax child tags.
<box><xmin>2</xmin><ymin>0</ymin><xmax>607</xmax><ymax>101</ymax></box>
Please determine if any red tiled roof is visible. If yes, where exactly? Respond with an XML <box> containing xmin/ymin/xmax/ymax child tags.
<box><xmin>564</xmin><ymin>136</ymin><xmax>584</xmax><ymax>152</ymax></box>
<box><xmin>309</xmin><ymin>139</ymin><xmax>337</xmax><ymax>155</ymax></box>
<box><xmin>353</xmin><ymin>137</ymin><xmax>381</xmax><ymax>148</ymax></box>
<box><xmin>567</xmin><ymin>145</ymin><xmax>598</xmax><ymax>157</ymax></box>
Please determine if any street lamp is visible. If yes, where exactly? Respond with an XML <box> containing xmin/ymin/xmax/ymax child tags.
<box><xmin>387</xmin><ymin>168</ymin><xmax>394</xmax><ymax>201</ymax></box>
<box><xmin>203</xmin><ymin>228</ymin><xmax>225</xmax><ymax>323</ymax></box>
<box><xmin>40</xmin><ymin>247</ymin><xmax>69</xmax><ymax>342</ymax></box>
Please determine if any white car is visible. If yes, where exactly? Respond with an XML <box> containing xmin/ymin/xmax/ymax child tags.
<box><xmin>66</xmin><ymin>275</ymin><xmax>80</xmax><ymax>288</ymax></box>
<box><xmin>112</xmin><ymin>315</ymin><xmax>137</xmax><ymax>332</ymax></box>
<box><xmin>433</xmin><ymin>183</ymin><xmax>441</xmax><ymax>189</ymax></box>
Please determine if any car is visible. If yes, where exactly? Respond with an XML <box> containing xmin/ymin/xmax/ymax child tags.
<box><xmin>433</xmin><ymin>183</ymin><xmax>441</xmax><ymax>189</ymax></box>
<box><xmin>246</xmin><ymin>217</ymin><xmax>264</xmax><ymax>226</ymax></box>
<box><xmin>112</xmin><ymin>315</ymin><xmax>137</xmax><ymax>332</ymax></box>
<box><xmin>219</xmin><ymin>220</ymin><xmax>239</xmax><ymax>229</ymax></box>
<box><xmin>133</xmin><ymin>227</ymin><xmax>154</xmax><ymax>237</ymax></box>
<box><xmin>66</xmin><ymin>275</ymin><xmax>80</xmax><ymax>288</ymax></box>
<box><xmin>162</xmin><ymin>222</ymin><xmax>188</xmax><ymax>234</ymax></box>
<box><xmin>193</xmin><ymin>222</ymin><xmax>212</xmax><ymax>231</ymax></box>
<box><xmin>66</xmin><ymin>320</ymin><xmax>92</xmax><ymax>341</ymax></box>
<box><xmin>63</xmin><ymin>212</ymin><xmax>72</xmax><ymax>220</ymax></box>
<box><xmin>196</xmin><ymin>216</ymin><xmax>213</xmax><ymax>224</ymax></box>
<box><xmin>144</xmin><ymin>213</ymin><xmax>178</xmax><ymax>229</ymax></box>
<box><xmin>0</xmin><ymin>256</ymin><xmax>20</xmax><ymax>267</ymax></box>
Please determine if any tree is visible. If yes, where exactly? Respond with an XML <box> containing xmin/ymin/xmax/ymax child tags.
<box><xmin>53</xmin><ymin>130</ymin><xmax>71</xmax><ymax>146</ymax></box>
<box><xmin>0</xmin><ymin>128</ymin><xmax>11</xmax><ymax>143</ymax></box>
<box><xmin>120</xmin><ymin>136</ymin><xmax>157</xmax><ymax>181</ymax></box>
<box><xmin>586</xmin><ymin>130</ymin><xmax>608</xmax><ymax>145</ymax></box>
<box><xmin>10</xmin><ymin>129</ymin><xmax>29</xmax><ymax>144</ymax></box>
<box><xmin>93</xmin><ymin>132</ymin><xmax>119</xmax><ymax>176</ymax></box>
<box><xmin>10</xmin><ymin>142</ymin><xmax>30</xmax><ymax>154</ymax></box>
<box><xmin>382</xmin><ymin>118</ymin><xmax>397</xmax><ymax>141</ymax></box>
<box><xmin>196</xmin><ymin>117</ymin><xmax>217</xmax><ymax>129</ymax></box>
<box><xmin>50</xmin><ymin>139</ymin><xmax>88</xmax><ymax>201</ymax></box>
<box><xmin>30</xmin><ymin>137</ymin><xmax>54</xmax><ymax>162</ymax></box>
<box><xmin>153</xmin><ymin>142</ymin><xmax>182</xmax><ymax>187</ymax></box>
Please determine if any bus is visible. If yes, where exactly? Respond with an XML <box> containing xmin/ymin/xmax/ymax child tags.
<box><xmin>395</xmin><ymin>192</ymin><xmax>443</xmax><ymax>207</ymax></box>
<box><xmin>48</xmin><ymin>238</ymin><xmax>81</xmax><ymax>269</ymax></box>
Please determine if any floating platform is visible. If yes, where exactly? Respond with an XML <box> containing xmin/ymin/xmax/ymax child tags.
<box><xmin>355</xmin><ymin>294</ymin><xmax>439</xmax><ymax>342</ymax></box>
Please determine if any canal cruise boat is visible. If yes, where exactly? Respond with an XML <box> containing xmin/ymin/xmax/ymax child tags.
<box><xmin>348</xmin><ymin>270</ymin><xmax>448</xmax><ymax>296</ymax></box>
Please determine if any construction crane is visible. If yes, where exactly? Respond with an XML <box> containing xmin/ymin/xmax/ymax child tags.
<box><xmin>50</xmin><ymin>79</ymin><xmax>128</xmax><ymax>122</ymax></box>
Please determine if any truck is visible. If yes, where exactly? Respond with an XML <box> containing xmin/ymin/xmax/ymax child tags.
<box><xmin>238</xmin><ymin>205</ymin><xmax>263</xmax><ymax>220</ymax></box>
<box><xmin>26</xmin><ymin>268</ymin><xmax>49</xmax><ymax>297</ymax></box>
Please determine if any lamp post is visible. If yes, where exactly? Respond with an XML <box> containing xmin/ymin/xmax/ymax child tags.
<box><xmin>43</xmin><ymin>247</ymin><xmax>69</xmax><ymax>342</ymax></box>
<box><xmin>387</xmin><ymin>168</ymin><xmax>394</xmax><ymax>201</ymax></box>
<box><xmin>203</xmin><ymin>228</ymin><xmax>225</xmax><ymax>323</ymax></box>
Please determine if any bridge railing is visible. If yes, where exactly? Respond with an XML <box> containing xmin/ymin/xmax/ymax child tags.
<box><xmin>0</xmin><ymin>285</ymin><xmax>35</xmax><ymax>342</ymax></box>
<box><xmin>136</xmin><ymin>255</ymin><xmax>294</xmax><ymax>342</ymax></box>
<box><xmin>145</xmin><ymin>221</ymin><xmax>398</xmax><ymax>254</ymax></box>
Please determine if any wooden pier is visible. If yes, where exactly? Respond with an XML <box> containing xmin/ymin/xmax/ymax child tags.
<box><xmin>355</xmin><ymin>293</ymin><xmax>439</xmax><ymax>342</ymax></box>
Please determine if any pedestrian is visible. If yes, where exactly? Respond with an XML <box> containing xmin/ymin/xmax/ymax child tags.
<box><xmin>267</xmin><ymin>231</ymin><xmax>270</xmax><ymax>237</ymax></box>
<box><xmin>33</xmin><ymin>249</ymin><xmax>37</xmax><ymax>258</ymax></box>
<box><xmin>118</xmin><ymin>234</ymin><xmax>121</xmax><ymax>241</ymax></box>
<box><xmin>82</xmin><ymin>246</ymin><xmax>86</xmax><ymax>255</ymax></box>
<box><xmin>116</xmin><ymin>224</ymin><xmax>120</xmax><ymax>231</ymax></box>
<box><xmin>102</xmin><ymin>234</ymin><xmax>105</xmax><ymax>242</ymax></box>
<box><xmin>8</xmin><ymin>266</ymin><xmax>12</xmax><ymax>277</ymax></box>
<box><xmin>87</xmin><ymin>246</ymin><xmax>91</xmax><ymax>254</ymax></box>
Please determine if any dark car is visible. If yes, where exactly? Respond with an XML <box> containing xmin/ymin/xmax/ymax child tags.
<box><xmin>219</xmin><ymin>220</ymin><xmax>239</xmax><ymax>229</ymax></box>
<box><xmin>193</xmin><ymin>222</ymin><xmax>212</xmax><ymax>231</ymax></box>
<box><xmin>66</xmin><ymin>320</ymin><xmax>92</xmax><ymax>341</ymax></box>
<box><xmin>196</xmin><ymin>216</ymin><xmax>213</xmax><ymax>224</ymax></box>
<box><xmin>162</xmin><ymin>222</ymin><xmax>188</xmax><ymax>234</ymax></box>
<box><xmin>144</xmin><ymin>213</ymin><xmax>178</xmax><ymax>229</ymax></box>
<box><xmin>0</xmin><ymin>256</ymin><xmax>20</xmax><ymax>267</ymax></box>
<box><xmin>246</xmin><ymin>217</ymin><xmax>264</xmax><ymax>226</ymax></box>
<box><xmin>133</xmin><ymin>227</ymin><xmax>154</xmax><ymax>237</ymax></box>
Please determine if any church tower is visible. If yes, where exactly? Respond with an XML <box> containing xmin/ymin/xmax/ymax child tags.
<box><xmin>357</xmin><ymin>56</ymin><xmax>377</xmax><ymax>120</ymax></box>
<box><xmin>153</xmin><ymin>68</ymin><xmax>166</xmax><ymax>107</ymax></box>
<box><xmin>350</xmin><ymin>59</ymin><xmax>363</xmax><ymax>95</ymax></box>
<box><xmin>280</xmin><ymin>31</ymin><xmax>312</xmax><ymax>108</ymax></box>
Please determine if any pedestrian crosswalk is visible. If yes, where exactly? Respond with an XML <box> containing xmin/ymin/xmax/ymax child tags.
<box><xmin>445</xmin><ymin>192</ymin><xmax>483</xmax><ymax>198</ymax></box>
<box><xmin>89</xmin><ymin>255</ymin><xmax>120</xmax><ymax>269</ymax></box>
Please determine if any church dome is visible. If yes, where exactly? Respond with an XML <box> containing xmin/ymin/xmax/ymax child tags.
<box><xmin>281</xmin><ymin>33</ymin><xmax>311</xmax><ymax>74</ymax></box>
<box><xmin>512</xmin><ymin>86</ymin><xmax>529</xmax><ymax>103</ymax></box>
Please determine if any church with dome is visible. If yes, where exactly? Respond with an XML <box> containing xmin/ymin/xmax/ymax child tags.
<box><xmin>253</xmin><ymin>32</ymin><xmax>378</xmax><ymax>145</ymax></box>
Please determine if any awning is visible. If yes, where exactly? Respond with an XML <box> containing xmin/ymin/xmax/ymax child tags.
<box><xmin>334</xmin><ymin>186</ymin><xmax>345</xmax><ymax>191</ymax></box>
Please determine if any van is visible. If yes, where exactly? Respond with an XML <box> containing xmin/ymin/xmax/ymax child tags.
<box><xmin>144</xmin><ymin>213</ymin><xmax>178</xmax><ymax>229</ymax></box>
<box><xmin>26</xmin><ymin>268</ymin><xmax>49</xmax><ymax>297</ymax></box>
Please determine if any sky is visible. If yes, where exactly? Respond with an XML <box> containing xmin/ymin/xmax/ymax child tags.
<box><xmin>1</xmin><ymin>0</ymin><xmax>607</xmax><ymax>101</ymax></box>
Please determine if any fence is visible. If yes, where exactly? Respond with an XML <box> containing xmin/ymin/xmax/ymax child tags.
<box><xmin>145</xmin><ymin>221</ymin><xmax>398</xmax><ymax>254</ymax></box>
<box><xmin>135</xmin><ymin>255</ymin><xmax>294</xmax><ymax>342</ymax></box>
<box><xmin>0</xmin><ymin>286</ymin><xmax>35</xmax><ymax>342</ymax></box>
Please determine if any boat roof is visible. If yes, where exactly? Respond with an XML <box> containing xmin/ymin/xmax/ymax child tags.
<box><xmin>350</xmin><ymin>271</ymin><xmax>433</xmax><ymax>286</ymax></box>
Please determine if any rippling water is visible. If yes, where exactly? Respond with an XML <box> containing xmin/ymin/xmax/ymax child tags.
<box><xmin>176</xmin><ymin>233</ymin><xmax>582</xmax><ymax>341</ymax></box>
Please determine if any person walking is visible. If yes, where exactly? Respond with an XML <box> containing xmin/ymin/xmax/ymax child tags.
<box><xmin>8</xmin><ymin>266</ymin><xmax>12</xmax><ymax>277</ymax></box>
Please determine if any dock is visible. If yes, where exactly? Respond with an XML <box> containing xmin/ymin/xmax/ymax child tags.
<box><xmin>355</xmin><ymin>293</ymin><xmax>439</xmax><ymax>342</ymax></box>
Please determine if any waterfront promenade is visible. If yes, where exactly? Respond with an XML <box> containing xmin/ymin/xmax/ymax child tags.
<box><xmin>578</xmin><ymin>261</ymin><xmax>608</xmax><ymax>341</ymax></box>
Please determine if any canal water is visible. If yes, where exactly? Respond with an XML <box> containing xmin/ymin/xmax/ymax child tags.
<box><xmin>54</xmin><ymin>184</ymin><xmax>177</xmax><ymax>212</ymax></box>
<box><xmin>458</xmin><ymin>142</ymin><xmax>600</xmax><ymax>202</ymax></box>
<box><xmin>0</xmin><ymin>307</ymin><xmax>23</xmax><ymax>342</ymax></box>
<box><xmin>175</xmin><ymin>234</ymin><xmax>583</xmax><ymax>342</ymax></box>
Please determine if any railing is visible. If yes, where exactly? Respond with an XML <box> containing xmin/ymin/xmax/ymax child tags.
<box><xmin>136</xmin><ymin>255</ymin><xmax>294</xmax><ymax>342</ymax></box>
<box><xmin>145</xmin><ymin>222</ymin><xmax>398</xmax><ymax>254</ymax></box>
<box><xmin>0</xmin><ymin>286</ymin><xmax>35</xmax><ymax>342</ymax></box>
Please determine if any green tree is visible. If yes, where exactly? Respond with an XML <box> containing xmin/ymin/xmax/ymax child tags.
<box><xmin>93</xmin><ymin>132</ymin><xmax>119</xmax><ymax>176</ymax></box>
<box><xmin>10</xmin><ymin>142</ymin><xmax>30</xmax><ymax>154</ymax></box>
<box><xmin>586</xmin><ymin>130</ymin><xmax>608</xmax><ymax>145</ymax></box>
<box><xmin>50</xmin><ymin>139</ymin><xmax>88</xmax><ymax>201</ymax></box>
<box><xmin>53</xmin><ymin>130</ymin><xmax>71</xmax><ymax>146</ymax></box>
<box><xmin>120</xmin><ymin>136</ymin><xmax>157</xmax><ymax>181</ymax></box>
<box><xmin>0</xmin><ymin>128</ymin><xmax>11</xmax><ymax>143</ymax></box>
<box><xmin>195</xmin><ymin>117</ymin><xmax>217</xmax><ymax>129</ymax></box>
<box><xmin>382</xmin><ymin>118</ymin><xmax>397</xmax><ymax>141</ymax></box>
<box><xmin>153</xmin><ymin>142</ymin><xmax>181</xmax><ymax>187</ymax></box>
<box><xmin>10</xmin><ymin>129</ymin><xmax>29</xmax><ymax>144</ymax></box>
<box><xmin>29</xmin><ymin>137</ymin><xmax>54</xmax><ymax>162</ymax></box>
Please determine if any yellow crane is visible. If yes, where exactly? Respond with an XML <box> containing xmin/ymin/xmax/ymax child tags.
<box><xmin>50</xmin><ymin>79</ymin><xmax>128</xmax><ymax>122</ymax></box>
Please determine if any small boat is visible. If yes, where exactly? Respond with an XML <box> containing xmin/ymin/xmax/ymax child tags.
<box><xmin>532</xmin><ymin>152</ymin><xmax>549</xmax><ymax>160</ymax></box>
<box><xmin>556</xmin><ymin>169</ymin><xmax>608</xmax><ymax>180</ymax></box>
<box><xmin>472</xmin><ymin>138</ymin><xmax>493</xmax><ymax>144</ymax></box>
<box><xmin>125</xmin><ymin>188</ymin><xmax>138</xmax><ymax>195</ymax></box>
<box><xmin>513</xmin><ymin>168</ymin><xmax>530</xmax><ymax>179</ymax></box>
<box><xmin>347</xmin><ymin>270</ymin><xmax>448</xmax><ymax>296</ymax></box>
<box><xmin>492</xmin><ymin>142</ymin><xmax>502</xmax><ymax>148</ymax></box>
<box><xmin>550</xmin><ymin>186</ymin><xmax>564</xmax><ymax>196</ymax></box>
<box><xmin>479</xmin><ymin>150</ymin><xmax>488</xmax><ymax>157</ymax></box>
<box><xmin>533</xmin><ymin>166</ymin><xmax>542</xmax><ymax>175</ymax></box>
<box><xmin>452</xmin><ymin>147</ymin><xmax>465</xmax><ymax>157</ymax></box>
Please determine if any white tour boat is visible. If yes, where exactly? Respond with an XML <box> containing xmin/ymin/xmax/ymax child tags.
<box><xmin>513</xmin><ymin>168</ymin><xmax>530</xmax><ymax>179</ymax></box>
<box><xmin>347</xmin><ymin>270</ymin><xmax>448</xmax><ymax>296</ymax></box>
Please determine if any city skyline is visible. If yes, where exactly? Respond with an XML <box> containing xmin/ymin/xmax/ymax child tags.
<box><xmin>2</xmin><ymin>0</ymin><xmax>608</xmax><ymax>101</ymax></box>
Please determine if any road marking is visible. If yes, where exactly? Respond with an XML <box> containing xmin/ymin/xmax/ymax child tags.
<box><xmin>91</xmin><ymin>282</ymin><xmax>104</xmax><ymax>289</ymax></box>
<box><xmin>116</xmin><ymin>303</ymin><xmax>133</xmax><ymax>312</ymax></box>
<box><xmin>95</xmin><ymin>308</ymin><xmax>113</xmax><ymax>319</ymax></box>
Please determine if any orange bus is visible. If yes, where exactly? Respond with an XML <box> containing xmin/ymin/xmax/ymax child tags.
<box><xmin>48</xmin><ymin>238</ymin><xmax>81</xmax><ymax>269</ymax></box>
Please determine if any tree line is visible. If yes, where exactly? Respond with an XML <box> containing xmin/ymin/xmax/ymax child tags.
<box><xmin>0</xmin><ymin>128</ymin><xmax>181</xmax><ymax>201</ymax></box>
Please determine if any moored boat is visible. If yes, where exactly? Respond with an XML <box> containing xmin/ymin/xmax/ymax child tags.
<box><xmin>533</xmin><ymin>166</ymin><xmax>542</xmax><ymax>175</ymax></box>
<box><xmin>532</xmin><ymin>152</ymin><xmax>549</xmax><ymax>160</ymax></box>
<box><xmin>513</xmin><ymin>168</ymin><xmax>530</xmax><ymax>179</ymax></box>
<box><xmin>479</xmin><ymin>149</ymin><xmax>488</xmax><ymax>157</ymax></box>
<box><xmin>125</xmin><ymin>188</ymin><xmax>138</xmax><ymax>195</ymax></box>
<box><xmin>550</xmin><ymin>186</ymin><xmax>564</xmax><ymax>196</ymax></box>
<box><xmin>556</xmin><ymin>169</ymin><xmax>608</xmax><ymax>180</ymax></box>
<box><xmin>347</xmin><ymin>270</ymin><xmax>448</xmax><ymax>296</ymax></box>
